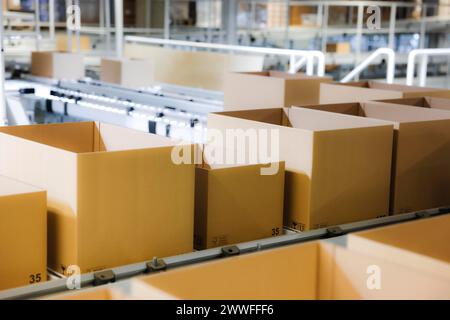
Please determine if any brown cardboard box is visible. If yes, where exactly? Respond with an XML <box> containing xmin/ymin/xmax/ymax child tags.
<box><xmin>297</xmin><ymin>102</ymin><xmax>450</xmax><ymax>214</ymax></box>
<box><xmin>207</xmin><ymin>107</ymin><xmax>394</xmax><ymax>231</ymax></box>
<box><xmin>124</xmin><ymin>44</ymin><xmax>264</xmax><ymax>91</ymax></box>
<box><xmin>320</xmin><ymin>81</ymin><xmax>450</xmax><ymax>104</ymax></box>
<box><xmin>326</xmin><ymin>43</ymin><xmax>351</xmax><ymax>54</ymax></box>
<box><xmin>0</xmin><ymin>122</ymin><xmax>195</xmax><ymax>275</ymax></box>
<box><xmin>377</xmin><ymin>96</ymin><xmax>450</xmax><ymax>112</ymax></box>
<box><xmin>347</xmin><ymin>214</ymin><xmax>450</xmax><ymax>281</ymax></box>
<box><xmin>194</xmin><ymin>160</ymin><xmax>285</xmax><ymax>250</ymax></box>
<box><xmin>223</xmin><ymin>71</ymin><xmax>332</xmax><ymax>111</ymax></box>
<box><xmin>0</xmin><ymin>175</ymin><xmax>47</xmax><ymax>291</ymax></box>
<box><xmin>49</xmin><ymin>278</ymin><xmax>175</xmax><ymax>300</ymax></box>
<box><xmin>31</xmin><ymin>51</ymin><xmax>85</xmax><ymax>80</ymax></box>
<box><xmin>100</xmin><ymin>58</ymin><xmax>155</xmax><ymax>88</ymax></box>
<box><xmin>56</xmin><ymin>35</ymin><xmax>91</xmax><ymax>53</ymax></box>
<box><xmin>94</xmin><ymin>240</ymin><xmax>450</xmax><ymax>299</ymax></box>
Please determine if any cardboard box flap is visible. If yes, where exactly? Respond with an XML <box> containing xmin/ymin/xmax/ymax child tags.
<box><xmin>96</xmin><ymin>122</ymin><xmax>178</xmax><ymax>151</ymax></box>
<box><xmin>0</xmin><ymin>122</ymin><xmax>180</xmax><ymax>154</ymax></box>
<box><xmin>0</xmin><ymin>175</ymin><xmax>43</xmax><ymax>197</ymax></box>
<box><xmin>347</xmin><ymin>215</ymin><xmax>450</xmax><ymax>279</ymax></box>
<box><xmin>216</xmin><ymin>108</ymin><xmax>287</xmax><ymax>126</ymax></box>
<box><xmin>363</xmin><ymin>101</ymin><xmax>450</xmax><ymax>123</ymax></box>
<box><xmin>0</xmin><ymin>122</ymin><xmax>95</xmax><ymax>153</ymax></box>
<box><xmin>138</xmin><ymin>241</ymin><xmax>321</xmax><ymax>299</ymax></box>
<box><xmin>287</xmin><ymin>107</ymin><xmax>393</xmax><ymax>131</ymax></box>
<box><xmin>369</xmin><ymin>81</ymin><xmax>442</xmax><ymax>92</ymax></box>
<box><xmin>349</xmin><ymin>215</ymin><xmax>450</xmax><ymax>264</ymax></box>
<box><xmin>377</xmin><ymin>97</ymin><xmax>429</xmax><ymax>108</ymax></box>
<box><xmin>378</xmin><ymin>97</ymin><xmax>450</xmax><ymax>111</ymax></box>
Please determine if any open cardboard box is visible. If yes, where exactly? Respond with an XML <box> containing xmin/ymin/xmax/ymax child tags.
<box><xmin>0</xmin><ymin>122</ymin><xmax>195</xmax><ymax>275</ymax></box>
<box><xmin>0</xmin><ymin>175</ymin><xmax>47</xmax><ymax>291</ymax></box>
<box><xmin>207</xmin><ymin>107</ymin><xmax>393</xmax><ymax>231</ymax></box>
<box><xmin>31</xmin><ymin>51</ymin><xmax>85</xmax><ymax>80</ymax></box>
<box><xmin>348</xmin><ymin>214</ymin><xmax>450</xmax><ymax>281</ymax></box>
<box><xmin>377</xmin><ymin>96</ymin><xmax>450</xmax><ymax>112</ymax></box>
<box><xmin>124</xmin><ymin>44</ymin><xmax>264</xmax><ymax>91</ymax></box>
<box><xmin>48</xmin><ymin>278</ymin><xmax>177</xmax><ymax>300</ymax></box>
<box><xmin>55</xmin><ymin>239</ymin><xmax>450</xmax><ymax>300</ymax></box>
<box><xmin>297</xmin><ymin>102</ymin><xmax>450</xmax><ymax>214</ymax></box>
<box><xmin>195</xmin><ymin>155</ymin><xmax>285</xmax><ymax>250</ymax></box>
<box><xmin>100</xmin><ymin>57</ymin><xmax>155</xmax><ymax>88</ymax></box>
<box><xmin>320</xmin><ymin>81</ymin><xmax>450</xmax><ymax>104</ymax></box>
<box><xmin>223</xmin><ymin>71</ymin><xmax>332</xmax><ymax>110</ymax></box>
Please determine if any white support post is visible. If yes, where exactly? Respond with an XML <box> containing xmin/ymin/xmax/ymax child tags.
<box><xmin>105</xmin><ymin>0</ymin><xmax>111</xmax><ymax>54</ymax></box>
<box><xmin>0</xmin><ymin>0</ymin><xmax>7</xmax><ymax>126</ymax></box>
<box><xmin>419</xmin><ymin>55</ymin><xmax>429</xmax><ymax>87</ymax></box>
<box><xmin>75</xmin><ymin>0</ymin><xmax>80</xmax><ymax>53</ymax></box>
<box><xmin>388</xmin><ymin>4</ymin><xmax>396</xmax><ymax>50</ymax></box>
<box><xmin>164</xmin><ymin>0</ymin><xmax>170</xmax><ymax>40</ymax></box>
<box><xmin>66</xmin><ymin>0</ymin><xmax>73</xmax><ymax>52</ymax></box>
<box><xmin>49</xmin><ymin>0</ymin><xmax>55</xmax><ymax>40</ymax></box>
<box><xmin>114</xmin><ymin>0</ymin><xmax>123</xmax><ymax>58</ymax></box>
<box><xmin>35</xmin><ymin>0</ymin><xmax>40</xmax><ymax>51</ymax></box>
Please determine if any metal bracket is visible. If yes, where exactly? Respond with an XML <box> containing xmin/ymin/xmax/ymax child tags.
<box><xmin>93</xmin><ymin>270</ymin><xmax>116</xmax><ymax>286</ymax></box>
<box><xmin>145</xmin><ymin>257</ymin><xmax>167</xmax><ymax>273</ymax></box>
<box><xmin>325</xmin><ymin>226</ymin><xmax>345</xmax><ymax>238</ymax></box>
<box><xmin>221</xmin><ymin>245</ymin><xmax>240</xmax><ymax>257</ymax></box>
<box><xmin>415</xmin><ymin>211</ymin><xmax>431</xmax><ymax>219</ymax></box>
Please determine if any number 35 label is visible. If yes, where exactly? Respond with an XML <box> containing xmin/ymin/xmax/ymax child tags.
<box><xmin>29</xmin><ymin>273</ymin><xmax>42</xmax><ymax>284</ymax></box>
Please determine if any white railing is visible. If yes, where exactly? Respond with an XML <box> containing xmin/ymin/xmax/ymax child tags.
<box><xmin>340</xmin><ymin>48</ymin><xmax>396</xmax><ymax>84</ymax></box>
<box><xmin>124</xmin><ymin>36</ymin><xmax>325</xmax><ymax>77</ymax></box>
<box><xmin>406</xmin><ymin>48</ymin><xmax>450</xmax><ymax>87</ymax></box>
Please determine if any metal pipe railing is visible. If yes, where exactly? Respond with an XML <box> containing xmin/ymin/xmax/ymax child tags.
<box><xmin>406</xmin><ymin>48</ymin><xmax>450</xmax><ymax>87</ymax></box>
<box><xmin>340</xmin><ymin>48</ymin><xmax>395</xmax><ymax>84</ymax></box>
<box><xmin>124</xmin><ymin>36</ymin><xmax>326</xmax><ymax>76</ymax></box>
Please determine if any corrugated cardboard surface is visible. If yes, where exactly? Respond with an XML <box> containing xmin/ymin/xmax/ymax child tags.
<box><xmin>347</xmin><ymin>215</ymin><xmax>450</xmax><ymax>282</ymax></box>
<box><xmin>224</xmin><ymin>71</ymin><xmax>332</xmax><ymax>110</ymax></box>
<box><xmin>0</xmin><ymin>176</ymin><xmax>47</xmax><ymax>291</ymax></box>
<box><xmin>194</xmin><ymin>161</ymin><xmax>285</xmax><ymax>249</ymax></box>
<box><xmin>376</xmin><ymin>96</ymin><xmax>450</xmax><ymax>112</ymax></box>
<box><xmin>31</xmin><ymin>51</ymin><xmax>85</xmax><ymax>80</ymax></box>
<box><xmin>138</xmin><ymin>241</ymin><xmax>322</xmax><ymax>299</ymax></box>
<box><xmin>0</xmin><ymin>122</ymin><xmax>194</xmax><ymax>274</ymax></box>
<box><xmin>299</xmin><ymin>102</ymin><xmax>450</xmax><ymax>214</ymax></box>
<box><xmin>100</xmin><ymin>58</ymin><xmax>155</xmax><ymax>88</ymax></box>
<box><xmin>124</xmin><ymin>44</ymin><xmax>264</xmax><ymax>90</ymax></box>
<box><xmin>207</xmin><ymin>108</ymin><xmax>393</xmax><ymax>230</ymax></box>
<box><xmin>320</xmin><ymin>81</ymin><xmax>450</xmax><ymax>104</ymax></box>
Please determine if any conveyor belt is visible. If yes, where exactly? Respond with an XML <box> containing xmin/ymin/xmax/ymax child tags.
<box><xmin>1</xmin><ymin>206</ymin><xmax>448</xmax><ymax>300</ymax></box>
<box><xmin>9</xmin><ymin>76</ymin><xmax>224</xmax><ymax>143</ymax></box>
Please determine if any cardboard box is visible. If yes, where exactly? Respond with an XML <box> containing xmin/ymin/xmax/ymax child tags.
<box><xmin>347</xmin><ymin>214</ymin><xmax>450</xmax><ymax>281</ymax></box>
<box><xmin>326</xmin><ymin>43</ymin><xmax>351</xmax><ymax>54</ymax></box>
<box><xmin>0</xmin><ymin>175</ymin><xmax>47</xmax><ymax>291</ymax></box>
<box><xmin>207</xmin><ymin>107</ymin><xmax>394</xmax><ymax>231</ymax></box>
<box><xmin>223</xmin><ymin>71</ymin><xmax>332</xmax><ymax>111</ymax></box>
<box><xmin>49</xmin><ymin>278</ymin><xmax>174</xmax><ymax>300</ymax></box>
<box><xmin>320</xmin><ymin>81</ymin><xmax>450</xmax><ymax>104</ymax></box>
<box><xmin>297</xmin><ymin>102</ymin><xmax>450</xmax><ymax>214</ymax></box>
<box><xmin>31</xmin><ymin>51</ymin><xmax>85</xmax><ymax>80</ymax></box>
<box><xmin>119</xmin><ymin>240</ymin><xmax>450</xmax><ymax>299</ymax></box>
<box><xmin>124</xmin><ymin>43</ymin><xmax>264</xmax><ymax>91</ymax></box>
<box><xmin>0</xmin><ymin>122</ymin><xmax>195</xmax><ymax>274</ymax></box>
<box><xmin>56</xmin><ymin>35</ymin><xmax>91</xmax><ymax>53</ymax></box>
<box><xmin>100</xmin><ymin>58</ymin><xmax>155</xmax><ymax>88</ymax></box>
<box><xmin>377</xmin><ymin>96</ymin><xmax>450</xmax><ymax>112</ymax></box>
<box><xmin>194</xmin><ymin>161</ymin><xmax>285</xmax><ymax>249</ymax></box>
